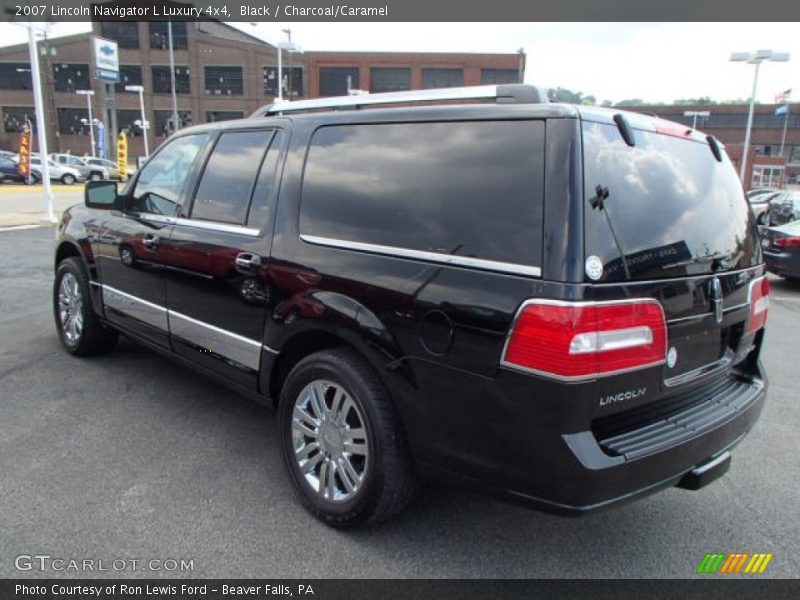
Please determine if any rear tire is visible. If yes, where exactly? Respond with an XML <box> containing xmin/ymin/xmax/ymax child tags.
<box><xmin>54</xmin><ymin>257</ymin><xmax>118</xmax><ymax>356</ymax></box>
<box><xmin>278</xmin><ymin>348</ymin><xmax>417</xmax><ymax>528</ymax></box>
<box><xmin>61</xmin><ymin>173</ymin><xmax>76</xmax><ymax>185</ymax></box>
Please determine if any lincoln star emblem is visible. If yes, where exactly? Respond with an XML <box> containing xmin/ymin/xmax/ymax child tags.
<box><xmin>710</xmin><ymin>277</ymin><xmax>723</xmax><ymax>324</ymax></box>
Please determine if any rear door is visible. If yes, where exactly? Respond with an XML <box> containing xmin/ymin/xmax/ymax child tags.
<box><xmin>93</xmin><ymin>133</ymin><xmax>210</xmax><ymax>348</ymax></box>
<box><xmin>163</xmin><ymin>127</ymin><xmax>286</xmax><ymax>389</ymax></box>
<box><xmin>580</xmin><ymin>116</ymin><xmax>763</xmax><ymax>411</ymax></box>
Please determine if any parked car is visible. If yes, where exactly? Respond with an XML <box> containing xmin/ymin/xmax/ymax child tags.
<box><xmin>27</xmin><ymin>155</ymin><xmax>83</xmax><ymax>185</ymax></box>
<box><xmin>53</xmin><ymin>84</ymin><xmax>769</xmax><ymax>528</ymax></box>
<box><xmin>0</xmin><ymin>155</ymin><xmax>40</xmax><ymax>184</ymax></box>
<box><xmin>51</xmin><ymin>153</ymin><xmax>108</xmax><ymax>181</ymax></box>
<box><xmin>82</xmin><ymin>157</ymin><xmax>121</xmax><ymax>180</ymax></box>
<box><xmin>762</xmin><ymin>220</ymin><xmax>800</xmax><ymax>280</ymax></box>
<box><xmin>764</xmin><ymin>190</ymin><xmax>800</xmax><ymax>226</ymax></box>
<box><xmin>747</xmin><ymin>189</ymin><xmax>780</xmax><ymax>225</ymax></box>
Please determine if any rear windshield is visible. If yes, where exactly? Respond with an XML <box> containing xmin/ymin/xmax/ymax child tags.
<box><xmin>582</xmin><ymin>120</ymin><xmax>760</xmax><ymax>282</ymax></box>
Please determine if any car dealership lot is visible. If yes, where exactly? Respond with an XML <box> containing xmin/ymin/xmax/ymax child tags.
<box><xmin>1</xmin><ymin>226</ymin><xmax>799</xmax><ymax>579</ymax></box>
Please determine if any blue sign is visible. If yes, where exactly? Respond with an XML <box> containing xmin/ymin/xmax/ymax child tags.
<box><xmin>96</xmin><ymin>121</ymin><xmax>106</xmax><ymax>159</ymax></box>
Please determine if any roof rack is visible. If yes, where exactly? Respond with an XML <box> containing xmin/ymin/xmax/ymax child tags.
<box><xmin>250</xmin><ymin>84</ymin><xmax>549</xmax><ymax>117</ymax></box>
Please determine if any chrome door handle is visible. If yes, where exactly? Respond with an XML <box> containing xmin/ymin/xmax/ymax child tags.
<box><xmin>235</xmin><ymin>252</ymin><xmax>262</xmax><ymax>271</ymax></box>
<box><xmin>143</xmin><ymin>234</ymin><xmax>160</xmax><ymax>249</ymax></box>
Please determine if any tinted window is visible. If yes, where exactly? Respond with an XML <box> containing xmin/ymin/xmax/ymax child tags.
<box><xmin>422</xmin><ymin>68</ymin><xmax>464</xmax><ymax>89</ymax></box>
<box><xmin>191</xmin><ymin>130</ymin><xmax>273</xmax><ymax>225</ymax></box>
<box><xmin>480</xmin><ymin>69</ymin><xmax>519</xmax><ymax>84</ymax></box>
<box><xmin>319</xmin><ymin>67</ymin><xmax>359</xmax><ymax>97</ymax></box>
<box><xmin>582</xmin><ymin>121</ymin><xmax>759</xmax><ymax>282</ymax></box>
<box><xmin>150</xmin><ymin>22</ymin><xmax>188</xmax><ymax>50</ymax></box>
<box><xmin>248</xmin><ymin>131</ymin><xmax>284</xmax><ymax>230</ymax></box>
<box><xmin>204</xmin><ymin>66</ymin><xmax>243</xmax><ymax>95</ymax></box>
<box><xmin>52</xmin><ymin>64</ymin><xmax>89</xmax><ymax>92</ymax></box>
<box><xmin>0</xmin><ymin>63</ymin><xmax>33</xmax><ymax>90</ymax></box>
<box><xmin>114</xmin><ymin>65</ymin><xmax>143</xmax><ymax>94</ymax></box>
<box><xmin>132</xmin><ymin>134</ymin><xmax>208</xmax><ymax>216</ymax></box>
<box><xmin>369</xmin><ymin>68</ymin><xmax>410</xmax><ymax>93</ymax></box>
<box><xmin>301</xmin><ymin>121</ymin><xmax>545</xmax><ymax>266</ymax></box>
<box><xmin>152</xmin><ymin>66</ymin><xmax>190</xmax><ymax>94</ymax></box>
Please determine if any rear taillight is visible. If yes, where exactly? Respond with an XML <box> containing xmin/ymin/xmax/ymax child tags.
<box><xmin>501</xmin><ymin>299</ymin><xmax>667</xmax><ymax>380</ymax></box>
<box><xmin>775</xmin><ymin>236</ymin><xmax>800</xmax><ymax>248</ymax></box>
<box><xmin>746</xmin><ymin>276</ymin><xmax>770</xmax><ymax>334</ymax></box>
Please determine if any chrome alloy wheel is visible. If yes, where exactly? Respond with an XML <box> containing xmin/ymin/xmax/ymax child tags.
<box><xmin>291</xmin><ymin>380</ymin><xmax>369</xmax><ymax>502</ymax></box>
<box><xmin>58</xmin><ymin>272</ymin><xmax>84</xmax><ymax>344</ymax></box>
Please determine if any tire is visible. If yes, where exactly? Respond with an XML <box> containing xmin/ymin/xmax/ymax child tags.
<box><xmin>54</xmin><ymin>257</ymin><xmax>118</xmax><ymax>356</ymax></box>
<box><xmin>278</xmin><ymin>348</ymin><xmax>417</xmax><ymax>528</ymax></box>
<box><xmin>89</xmin><ymin>171</ymin><xmax>103</xmax><ymax>181</ymax></box>
<box><xmin>61</xmin><ymin>173</ymin><xmax>76</xmax><ymax>185</ymax></box>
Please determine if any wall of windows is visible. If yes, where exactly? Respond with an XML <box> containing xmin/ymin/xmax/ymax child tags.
<box><xmin>114</xmin><ymin>65</ymin><xmax>143</xmax><ymax>94</ymax></box>
<box><xmin>149</xmin><ymin>22</ymin><xmax>188</xmax><ymax>50</ymax></box>
<box><xmin>204</xmin><ymin>66</ymin><xmax>243</xmax><ymax>95</ymax></box>
<box><xmin>0</xmin><ymin>63</ymin><xmax>32</xmax><ymax>90</ymax></box>
<box><xmin>480</xmin><ymin>68</ymin><xmax>520</xmax><ymax>84</ymax></box>
<box><xmin>53</xmin><ymin>64</ymin><xmax>90</xmax><ymax>92</ymax></box>
<box><xmin>422</xmin><ymin>68</ymin><xmax>464</xmax><ymax>89</ymax></box>
<box><xmin>3</xmin><ymin>107</ymin><xmax>36</xmax><ymax>133</ymax></box>
<box><xmin>369</xmin><ymin>67</ymin><xmax>411</xmax><ymax>93</ymax></box>
<box><xmin>319</xmin><ymin>67</ymin><xmax>359</xmax><ymax>96</ymax></box>
<box><xmin>264</xmin><ymin>66</ymin><xmax>304</xmax><ymax>97</ymax></box>
<box><xmin>100</xmin><ymin>22</ymin><xmax>139</xmax><ymax>49</ymax></box>
<box><xmin>152</xmin><ymin>66</ymin><xmax>190</xmax><ymax>94</ymax></box>
<box><xmin>57</xmin><ymin>108</ymin><xmax>89</xmax><ymax>135</ymax></box>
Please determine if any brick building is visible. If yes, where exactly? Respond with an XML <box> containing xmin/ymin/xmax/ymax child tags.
<box><xmin>0</xmin><ymin>22</ymin><xmax>524</xmax><ymax>160</ymax></box>
<box><xmin>626</xmin><ymin>103</ymin><xmax>800</xmax><ymax>189</ymax></box>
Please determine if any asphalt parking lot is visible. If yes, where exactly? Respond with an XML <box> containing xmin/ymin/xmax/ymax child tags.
<box><xmin>1</xmin><ymin>225</ymin><xmax>799</xmax><ymax>579</ymax></box>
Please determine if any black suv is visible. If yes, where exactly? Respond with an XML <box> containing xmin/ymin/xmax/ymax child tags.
<box><xmin>53</xmin><ymin>84</ymin><xmax>769</xmax><ymax>527</ymax></box>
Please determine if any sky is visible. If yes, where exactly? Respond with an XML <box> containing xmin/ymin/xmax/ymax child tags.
<box><xmin>0</xmin><ymin>22</ymin><xmax>797</xmax><ymax>105</ymax></box>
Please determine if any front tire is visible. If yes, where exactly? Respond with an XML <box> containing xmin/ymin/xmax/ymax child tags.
<box><xmin>278</xmin><ymin>348</ymin><xmax>417</xmax><ymax>528</ymax></box>
<box><xmin>54</xmin><ymin>257</ymin><xmax>118</xmax><ymax>356</ymax></box>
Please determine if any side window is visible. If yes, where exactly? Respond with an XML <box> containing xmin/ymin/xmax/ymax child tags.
<box><xmin>190</xmin><ymin>129</ymin><xmax>273</xmax><ymax>225</ymax></box>
<box><xmin>247</xmin><ymin>131</ymin><xmax>284</xmax><ymax>230</ymax></box>
<box><xmin>300</xmin><ymin>121</ymin><xmax>545</xmax><ymax>266</ymax></box>
<box><xmin>131</xmin><ymin>134</ymin><xmax>208</xmax><ymax>216</ymax></box>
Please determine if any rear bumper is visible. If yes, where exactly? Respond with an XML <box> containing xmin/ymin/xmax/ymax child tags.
<box><xmin>764</xmin><ymin>250</ymin><xmax>800</xmax><ymax>278</ymax></box>
<box><xmin>416</xmin><ymin>362</ymin><xmax>767</xmax><ymax>515</ymax></box>
<box><xmin>503</xmin><ymin>369</ymin><xmax>766</xmax><ymax>514</ymax></box>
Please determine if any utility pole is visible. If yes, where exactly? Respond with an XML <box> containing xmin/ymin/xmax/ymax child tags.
<box><xmin>168</xmin><ymin>21</ymin><xmax>180</xmax><ymax>133</ymax></box>
<box><xmin>26</xmin><ymin>23</ymin><xmax>56</xmax><ymax>223</ymax></box>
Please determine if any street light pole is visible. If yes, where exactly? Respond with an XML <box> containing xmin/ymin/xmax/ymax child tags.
<box><xmin>276</xmin><ymin>42</ymin><xmax>283</xmax><ymax>101</ymax></box>
<box><xmin>76</xmin><ymin>90</ymin><xmax>96</xmax><ymax>157</ymax></box>
<box><xmin>167</xmin><ymin>21</ymin><xmax>179</xmax><ymax>133</ymax></box>
<box><xmin>730</xmin><ymin>50</ymin><xmax>791</xmax><ymax>186</ymax></box>
<box><xmin>27</xmin><ymin>23</ymin><xmax>56</xmax><ymax>223</ymax></box>
<box><xmin>125</xmin><ymin>85</ymin><xmax>149</xmax><ymax>157</ymax></box>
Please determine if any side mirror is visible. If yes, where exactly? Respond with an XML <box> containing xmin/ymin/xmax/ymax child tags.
<box><xmin>85</xmin><ymin>180</ymin><xmax>120</xmax><ymax>210</ymax></box>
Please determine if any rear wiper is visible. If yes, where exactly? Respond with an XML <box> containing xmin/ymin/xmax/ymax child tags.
<box><xmin>661</xmin><ymin>251</ymin><xmax>732</xmax><ymax>271</ymax></box>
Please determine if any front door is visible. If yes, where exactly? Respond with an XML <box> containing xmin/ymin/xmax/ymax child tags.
<box><xmin>94</xmin><ymin>133</ymin><xmax>210</xmax><ymax>348</ymax></box>
<box><xmin>163</xmin><ymin>128</ymin><xmax>285</xmax><ymax>389</ymax></box>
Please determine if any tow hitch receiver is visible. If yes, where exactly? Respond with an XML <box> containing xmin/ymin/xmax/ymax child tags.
<box><xmin>677</xmin><ymin>451</ymin><xmax>731</xmax><ymax>491</ymax></box>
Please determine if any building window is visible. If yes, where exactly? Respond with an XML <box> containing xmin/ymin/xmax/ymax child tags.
<box><xmin>206</xmin><ymin>111</ymin><xmax>245</xmax><ymax>123</ymax></box>
<box><xmin>117</xmin><ymin>110</ymin><xmax>145</xmax><ymax>137</ymax></box>
<box><xmin>154</xmin><ymin>110</ymin><xmax>193</xmax><ymax>137</ymax></box>
<box><xmin>152</xmin><ymin>66</ymin><xmax>190</xmax><ymax>94</ymax></box>
<box><xmin>264</xmin><ymin>66</ymin><xmax>304</xmax><ymax>98</ymax></box>
<box><xmin>319</xmin><ymin>67</ymin><xmax>359</xmax><ymax>96</ymax></box>
<box><xmin>204</xmin><ymin>66</ymin><xmax>243</xmax><ymax>95</ymax></box>
<box><xmin>3</xmin><ymin>107</ymin><xmax>36</xmax><ymax>133</ymax></box>
<box><xmin>149</xmin><ymin>22</ymin><xmax>188</xmax><ymax>50</ymax></box>
<box><xmin>369</xmin><ymin>67</ymin><xmax>411</xmax><ymax>93</ymax></box>
<box><xmin>57</xmin><ymin>108</ymin><xmax>89</xmax><ymax>135</ymax></box>
<box><xmin>480</xmin><ymin>68</ymin><xmax>520</xmax><ymax>84</ymax></box>
<box><xmin>422</xmin><ymin>68</ymin><xmax>464</xmax><ymax>89</ymax></box>
<box><xmin>114</xmin><ymin>65</ymin><xmax>143</xmax><ymax>94</ymax></box>
<box><xmin>100</xmin><ymin>22</ymin><xmax>139</xmax><ymax>49</ymax></box>
<box><xmin>53</xmin><ymin>64</ymin><xmax>90</xmax><ymax>93</ymax></box>
<box><xmin>0</xmin><ymin>63</ymin><xmax>33</xmax><ymax>90</ymax></box>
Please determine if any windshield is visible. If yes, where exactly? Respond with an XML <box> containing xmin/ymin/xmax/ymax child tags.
<box><xmin>582</xmin><ymin>120</ymin><xmax>760</xmax><ymax>282</ymax></box>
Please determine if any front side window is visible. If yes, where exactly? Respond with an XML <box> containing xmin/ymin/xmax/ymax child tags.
<box><xmin>300</xmin><ymin>120</ymin><xmax>545</xmax><ymax>266</ymax></box>
<box><xmin>131</xmin><ymin>134</ymin><xmax>208</xmax><ymax>216</ymax></box>
<box><xmin>190</xmin><ymin>130</ymin><xmax>274</xmax><ymax>225</ymax></box>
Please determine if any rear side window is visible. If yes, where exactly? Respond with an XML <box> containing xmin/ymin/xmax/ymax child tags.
<box><xmin>191</xmin><ymin>129</ymin><xmax>273</xmax><ymax>225</ymax></box>
<box><xmin>300</xmin><ymin>120</ymin><xmax>545</xmax><ymax>266</ymax></box>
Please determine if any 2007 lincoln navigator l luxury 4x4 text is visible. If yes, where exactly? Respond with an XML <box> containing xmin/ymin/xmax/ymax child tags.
<box><xmin>53</xmin><ymin>85</ymin><xmax>768</xmax><ymax>527</ymax></box>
